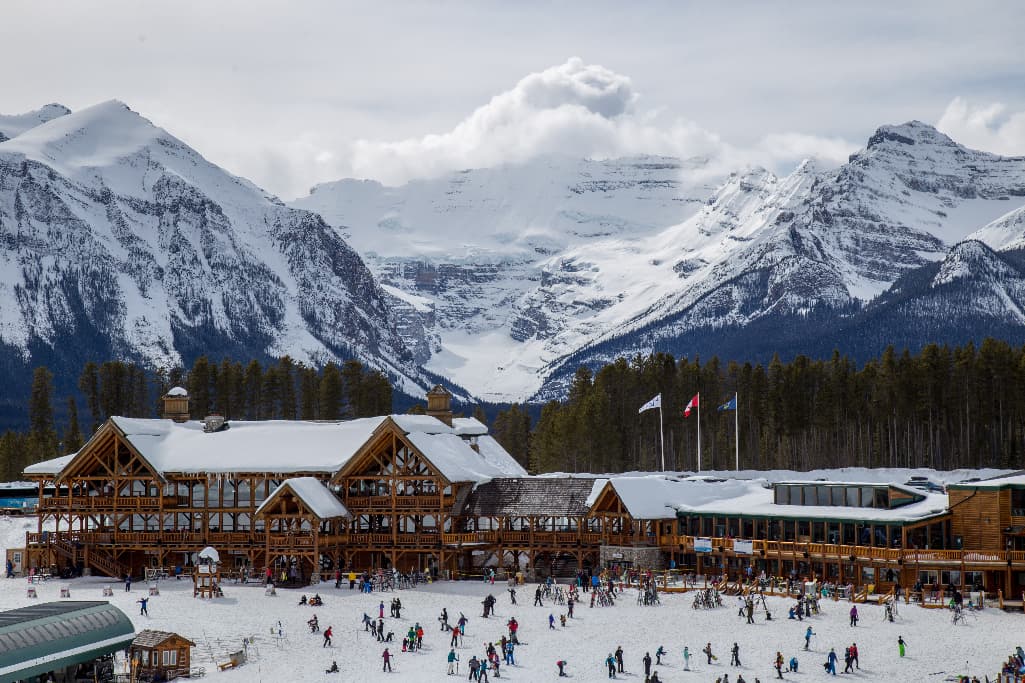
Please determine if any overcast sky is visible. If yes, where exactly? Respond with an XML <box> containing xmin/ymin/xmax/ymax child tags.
<box><xmin>2</xmin><ymin>0</ymin><xmax>1024</xmax><ymax>199</ymax></box>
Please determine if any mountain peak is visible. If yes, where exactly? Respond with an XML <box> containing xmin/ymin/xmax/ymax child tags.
<box><xmin>0</xmin><ymin>102</ymin><xmax>72</xmax><ymax>140</ymax></box>
<box><xmin>866</xmin><ymin>121</ymin><xmax>956</xmax><ymax>149</ymax></box>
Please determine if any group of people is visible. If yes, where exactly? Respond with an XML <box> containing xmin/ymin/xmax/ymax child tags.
<box><xmin>297</xmin><ymin>593</ymin><xmax>323</xmax><ymax>607</ymax></box>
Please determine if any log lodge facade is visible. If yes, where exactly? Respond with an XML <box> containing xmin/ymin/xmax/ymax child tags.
<box><xmin>20</xmin><ymin>387</ymin><xmax>1025</xmax><ymax>599</ymax></box>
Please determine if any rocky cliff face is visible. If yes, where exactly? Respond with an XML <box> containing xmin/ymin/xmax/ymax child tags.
<box><xmin>0</xmin><ymin>101</ymin><xmax>428</xmax><ymax>398</ymax></box>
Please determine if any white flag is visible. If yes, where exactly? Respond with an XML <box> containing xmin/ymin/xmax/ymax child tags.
<box><xmin>638</xmin><ymin>393</ymin><xmax>662</xmax><ymax>414</ymax></box>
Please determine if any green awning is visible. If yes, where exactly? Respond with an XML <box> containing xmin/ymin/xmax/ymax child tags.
<box><xmin>0</xmin><ymin>601</ymin><xmax>134</xmax><ymax>683</ymax></box>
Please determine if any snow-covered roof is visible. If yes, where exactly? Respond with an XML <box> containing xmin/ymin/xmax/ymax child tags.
<box><xmin>390</xmin><ymin>414</ymin><xmax>455</xmax><ymax>434</ymax></box>
<box><xmin>601</xmin><ymin>476</ymin><xmax>690</xmax><ymax>519</ymax></box>
<box><xmin>403</xmin><ymin>433</ymin><xmax>526</xmax><ymax>484</ymax></box>
<box><xmin>255</xmin><ymin>477</ymin><xmax>350</xmax><ymax>519</ymax></box>
<box><xmin>166</xmin><ymin>386</ymin><xmax>188</xmax><ymax>397</ymax></box>
<box><xmin>103</xmin><ymin>416</ymin><xmax>390</xmax><ymax>475</ymax></box>
<box><xmin>23</xmin><ymin>454</ymin><xmax>76</xmax><ymax>476</ymax></box>
<box><xmin>451</xmin><ymin>417</ymin><xmax>488</xmax><ymax>436</ymax></box>
<box><xmin>949</xmin><ymin>470</ymin><xmax>1025</xmax><ymax>489</ymax></box>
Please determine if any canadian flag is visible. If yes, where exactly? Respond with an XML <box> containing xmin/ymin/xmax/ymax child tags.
<box><xmin>683</xmin><ymin>393</ymin><xmax>699</xmax><ymax>418</ymax></box>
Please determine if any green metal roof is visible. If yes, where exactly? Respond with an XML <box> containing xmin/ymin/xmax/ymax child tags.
<box><xmin>0</xmin><ymin>601</ymin><xmax>134</xmax><ymax>683</ymax></box>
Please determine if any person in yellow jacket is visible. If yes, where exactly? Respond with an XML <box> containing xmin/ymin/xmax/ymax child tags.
<box><xmin>349</xmin><ymin>571</ymin><xmax>357</xmax><ymax>590</ymax></box>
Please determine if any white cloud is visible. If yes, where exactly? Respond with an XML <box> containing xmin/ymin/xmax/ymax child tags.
<box><xmin>346</xmin><ymin>58</ymin><xmax>857</xmax><ymax>187</ymax></box>
<box><xmin>936</xmin><ymin>97</ymin><xmax>1025</xmax><ymax>156</ymax></box>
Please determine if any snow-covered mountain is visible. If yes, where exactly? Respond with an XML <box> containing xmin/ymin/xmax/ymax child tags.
<box><xmin>294</xmin><ymin>156</ymin><xmax>720</xmax><ymax>400</ymax></box>
<box><xmin>0</xmin><ymin>101</ymin><xmax>430</xmax><ymax>397</ymax></box>
<box><xmin>296</xmin><ymin>122</ymin><xmax>1025</xmax><ymax>400</ymax></box>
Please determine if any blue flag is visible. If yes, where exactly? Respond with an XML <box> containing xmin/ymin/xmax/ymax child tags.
<box><xmin>717</xmin><ymin>395</ymin><xmax>737</xmax><ymax>411</ymax></box>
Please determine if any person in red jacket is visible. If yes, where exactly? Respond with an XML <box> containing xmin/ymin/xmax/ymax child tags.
<box><xmin>382</xmin><ymin>648</ymin><xmax>392</xmax><ymax>672</ymax></box>
<box><xmin>323</xmin><ymin>626</ymin><xmax>333</xmax><ymax>647</ymax></box>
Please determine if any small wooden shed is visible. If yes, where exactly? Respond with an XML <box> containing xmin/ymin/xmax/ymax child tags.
<box><xmin>130</xmin><ymin>629</ymin><xmax>195</xmax><ymax>681</ymax></box>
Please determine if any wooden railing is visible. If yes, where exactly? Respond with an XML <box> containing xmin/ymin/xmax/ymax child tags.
<box><xmin>268</xmin><ymin>534</ymin><xmax>315</xmax><ymax>548</ymax></box>
<box><xmin>346</xmin><ymin>495</ymin><xmax>443</xmax><ymax>510</ymax></box>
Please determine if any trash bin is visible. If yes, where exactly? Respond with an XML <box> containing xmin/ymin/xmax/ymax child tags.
<box><xmin>516</xmin><ymin>571</ymin><xmax>524</xmax><ymax>585</ymax></box>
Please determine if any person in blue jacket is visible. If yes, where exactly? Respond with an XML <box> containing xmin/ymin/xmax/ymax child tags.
<box><xmin>825</xmin><ymin>648</ymin><xmax>838</xmax><ymax>675</ymax></box>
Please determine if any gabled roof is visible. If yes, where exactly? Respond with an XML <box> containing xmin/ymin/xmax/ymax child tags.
<box><xmin>131</xmin><ymin>629</ymin><xmax>195</xmax><ymax>649</ymax></box>
<box><xmin>403</xmin><ymin>432</ymin><xmax>526</xmax><ymax>484</ymax></box>
<box><xmin>0</xmin><ymin>601</ymin><xmax>135</xmax><ymax>682</ymax></box>
<box><xmin>23</xmin><ymin>453</ymin><xmax>76</xmax><ymax>476</ymax></box>
<box><xmin>460</xmin><ymin>478</ymin><xmax>596</xmax><ymax>517</ymax></box>
<box><xmin>255</xmin><ymin>477</ymin><xmax>350</xmax><ymax>519</ymax></box>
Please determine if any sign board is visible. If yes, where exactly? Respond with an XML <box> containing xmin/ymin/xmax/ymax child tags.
<box><xmin>733</xmin><ymin>540</ymin><xmax>754</xmax><ymax>555</ymax></box>
<box><xmin>694</xmin><ymin>537</ymin><xmax>713</xmax><ymax>553</ymax></box>
<box><xmin>612</xmin><ymin>552</ymin><xmax>623</xmax><ymax>559</ymax></box>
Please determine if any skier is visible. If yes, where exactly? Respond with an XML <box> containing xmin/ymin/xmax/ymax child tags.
<box><xmin>382</xmin><ymin>648</ymin><xmax>392</xmax><ymax>673</ymax></box>
<box><xmin>308</xmin><ymin>614</ymin><xmax>320</xmax><ymax>632</ymax></box>
<box><xmin>731</xmin><ymin>642</ymin><xmax>741</xmax><ymax>667</ymax></box>
<box><xmin>323</xmin><ymin>626</ymin><xmax>333</xmax><ymax>647</ymax></box>
<box><xmin>683</xmin><ymin>645</ymin><xmax>691</xmax><ymax>670</ymax></box>
<box><xmin>850</xmin><ymin>642</ymin><xmax>859</xmax><ymax>669</ymax></box>
<box><xmin>774</xmin><ymin>651</ymin><xmax>784</xmax><ymax>679</ymax></box>
<box><xmin>380</xmin><ymin>601</ymin><xmax>386</xmax><ymax>619</ymax></box>
<box><xmin>606</xmin><ymin>653</ymin><xmax>617</xmax><ymax>679</ymax></box>
<box><xmin>655</xmin><ymin>646</ymin><xmax>665</xmax><ymax>665</ymax></box>
<box><xmin>615</xmin><ymin>645</ymin><xmax>624</xmax><ymax>673</ymax></box>
<box><xmin>849</xmin><ymin>605</ymin><xmax>858</xmax><ymax>627</ymax></box>
<box><xmin>643</xmin><ymin>652</ymin><xmax>652</xmax><ymax>677</ymax></box>
<box><xmin>746</xmin><ymin>600</ymin><xmax>755</xmax><ymax>624</ymax></box>
<box><xmin>843</xmin><ymin>646</ymin><xmax>853</xmax><ymax>674</ymax></box>
<box><xmin>505</xmin><ymin>641</ymin><xmax>515</xmax><ymax>666</ymax></box>
<box><xmin>788</xmin><ymin>656</ymin><xmax>799</xmax><ymax>673</ymax></box>
<box><xmin>509</xmin><ymin>588</ymin><xmax>517</xmax><ymax>604</ymax></box>
<box><xmin>557</xmin><ymin>659</ymin><xmax>568</xmax><ymax>677</ymax></box>
<box><xmin>567</xmin><ymin>596</ymin><xmax>575</xmax><ymax>618</ymax></box>
<box><xmin>447</xmin><ymin>649</ymin><xmax>459</xmax><ymax>675</ymax></box>
<box><xmin>549</xmin><ymin>613</ymin><xmax>556</xmax><ymax>630</ymax></box>
<box><xmin>468</xmin><ymin>656</ymin><xmax>480</xmax><ymax>681</ymax></box>
<box><xmin>137</xmin><ymin>597</ymin><xmax>148</xmax><ymax>616</ymax></box>
<box><xmin>897</xmin><ymin>636</ymin><xmax>906</xmax><ymax>657</ymax></box>
<box><xmin>458</xmin><ymin>613</ymin><xmax>468</xmax><ymax>636</ymax></box>
<box><xmin>450</xmin><ymin>626</ymin><xmax>460</xmax><ymax>648</ymax></box>
<box><xmin>825</xmin><ymin>648</ymin><xmax>837</xmax><ymax>675</ymax></box>
<box><xmin>649</xmin><ymin>672</ymin><xmax>662</xmax><ymax>683</ymax></box>
<box><xmin>534</xmin><ymin>586</ymin><xmax>544</xmax><ymax>607</ymax></box>
<box><xmin>124</xmin><ymin>573</ymin><xmax>131</xmax><ymax>592</ymax></box>
<box><xmin>440</xmin><ymin>608</ymin><xmax>450</xmax><ymax>631</ymax></box>
<box><xmin>804</xmin><ymin>626</ymin><xmax>815</xmax><ymax>650</ymax></box>
<box><xmin>703</xmin><ymin>642</ymin><xmax>715</xmax><ymax>665</ymax></box>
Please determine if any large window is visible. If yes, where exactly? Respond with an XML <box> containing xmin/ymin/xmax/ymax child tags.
<box><xmin>1012</xmin><ymin>489</ymin><xmax>1025</xmax><ymax>517</ymax></box>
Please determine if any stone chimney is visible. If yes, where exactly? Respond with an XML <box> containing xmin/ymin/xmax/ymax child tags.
<box><xmin>426</xmin><ymin>385</ymin><xmax>453</xmax><ymax>427</ymax></box>
<box><xmin>162</xmin><ymin>387</ymin><xmax>190</xmax><ymax>423</ymax></box>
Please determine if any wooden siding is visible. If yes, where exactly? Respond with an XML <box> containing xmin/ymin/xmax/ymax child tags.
<box><xmin>949</xmin><ymin>488</ymin><xmax>1005</xmax><ymax>551</ymax></box>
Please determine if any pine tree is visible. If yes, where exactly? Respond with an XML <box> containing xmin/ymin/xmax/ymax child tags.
<box><xmin>28</xmin><ymin>367</ymin><xmax>58</xmax><ymax>461</ymax></box>
<box><xmin>188</xmin><ymin>356</ymin><xmax>212</xmax><ymax>418</ymax></box>
<box><xmin>65</xmin><ymin>397</ymin><xmax>83</xmax><ymax>452</ymax></box>
<box><xmin>78</xmin><ymin>361</ymin><xmax>101</xmax><ymax>432</ymax></box>
<box><xmin>319</xmin><ymin>362</ymin><xmax>343</xmax><ymax>420</ymax></box>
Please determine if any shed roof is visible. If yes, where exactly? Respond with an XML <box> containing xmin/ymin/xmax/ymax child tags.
<box><xmin>0</xmin><ymin>601</ymin><xmax>134</xmax><ymax>682</ymax></box>
<box><xmin>131</xmin><ymin>629</ymin><xmax>195</xmax><ymax>649</ymax></box>
<box><xmin>460</xmin><ymin>478</ymin><xmax>597</xmax><ymax>517</ymax></box>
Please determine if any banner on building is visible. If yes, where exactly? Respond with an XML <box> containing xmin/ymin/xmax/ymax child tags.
<box><xmin>733</xmin><ymin>539</ymin><xmax>754</xmax><ymax>555</ymax></box>
<box><xmin>694</xmin><ymin>537</ymin><xmax>713</xmax><ymax>553</ymax></box>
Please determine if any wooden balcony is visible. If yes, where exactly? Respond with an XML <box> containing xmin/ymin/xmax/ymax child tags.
<box><xmin>345</xmin><ymin>495</ymin><xmax>443</xmax><ymax>510</ymax></box>
<box><xmin>268</xmin><ymin>534</ymin><xmax>315</xmax><ymax>548</ymax></box>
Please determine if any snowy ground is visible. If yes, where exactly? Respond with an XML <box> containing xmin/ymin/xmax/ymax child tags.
<box><xmin>2</xmin><ymin>516</ymin><xmax>1022</xmax><ymax>683</ymax></box>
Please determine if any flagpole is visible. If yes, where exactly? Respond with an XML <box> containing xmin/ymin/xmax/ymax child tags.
<box><xmin>659</xmin><ymin>403</ymin><xmax>665</xmax><ymax>473</ymax></box>
<box><xmin>697</xmin><ymin>392</ymin><xmax>701</xmax><ymax>472</ymax></box>
<box><xmin>734</xmin><ymin>392</ymin><xmax>739</xmax><ymax>472</ymax></box>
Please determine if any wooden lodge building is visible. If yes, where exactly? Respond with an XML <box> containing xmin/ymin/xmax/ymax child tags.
<box><xmin>20</xmin><ymin>387</ymin><xmax>1025</xmax><ymax>599</ymax></box>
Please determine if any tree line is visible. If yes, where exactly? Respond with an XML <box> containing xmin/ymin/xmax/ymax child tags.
<box><xmin>522</xmin><ymin>339</ymin><xmax>1025</xmax><ymax>474</ymax></box>
<box><xmin>0</xmin><ymin>357</ymin><xmax>392</xmax><ymax>480</ymax></box>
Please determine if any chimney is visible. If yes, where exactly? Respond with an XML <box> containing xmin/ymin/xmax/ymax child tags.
<box><xmin>426</xmin><ymin>385</ymin><xmax>453</xmax><ymax>427</ymax></box>
<box><xmin>162</xmin><ymin>387</ymin><xmax>190</xmax><ymax>423</ymax></box>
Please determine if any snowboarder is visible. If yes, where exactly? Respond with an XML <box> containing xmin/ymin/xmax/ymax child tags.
<box><xmin>557</xmin><ymin>659</ymin><xmax>568</xmax><ymax>677</ymax></box>
<box><xmin>137</xmin><ymin>597</ymin><xmax>148</xmax><ymax>616</ymax></box>
<box><xmin>849</xmin><ymin>605</ymin><xmax>858</xmax><ymax>627</ymax></box>
<box><xmin>683</xmin><ymin>646</ymin><xmax>691</xmax><ymax>670</ymax></box>
<box><xmin>326</xmin><ymin>661</ymin><xmax>339</xmax><ymax>674</ymax></box>
<box><xmin>804</xmin><ymin>626</ymin><xmax>814</xmax><ymax>650</ymax></box>
<box><xmin>448</xmin><ymin>649</ymin><xmax>459</xmax><ymax>675</ymax></box>
<box><xmin>382</xmin><ymin>648</ymin><xmax>392</xmax><ymax>672</ymax></box>
<box><xmin>731</xmin><ymin>642</ymin><xmax>741</xmax><ymax>667</ymax></box>
<box><xmin>704</xmin><ymin>642</ymin><xmax>715</xmax><ymax>664</ymax></box>
<box><xmin>897</xmin><ymin>636</ymin><xmax>906</xmax><ymax>657</ymax></box>
<box><xmin>323</xmin><ymin>626</ymin><xmax>333</xmax><ymax>647</ymax></box>
<box><xmin>615</xmin><ymin>646</ymin><xmax>624</xmax><ymax>673</ymax></box>
<box><xmin>655</xmin><ymin>646</ymin><xmax>665</xmax><ymax>665</ymax></box>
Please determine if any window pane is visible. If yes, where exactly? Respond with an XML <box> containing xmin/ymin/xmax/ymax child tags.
<box><xmin>846</xmin><ymin>487</ymin><xmax>860</xmax><ymax>507</ymax></box>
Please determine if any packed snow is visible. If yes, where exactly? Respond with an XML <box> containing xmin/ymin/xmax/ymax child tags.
<box><xmin>1</xmin><ymin>516</ymin><xmax>1022</xmax><ymax>682</ymax></box>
